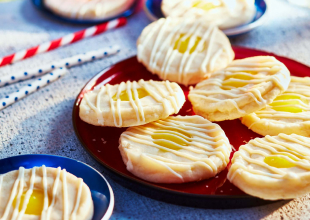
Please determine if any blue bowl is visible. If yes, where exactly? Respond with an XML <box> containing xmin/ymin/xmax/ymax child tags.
<box><xmin>144</xmin><ymin>0</ymin><xmax>268</xmax><ymax>37</ymax></box>
<box><xmin>0</xmin><ymin>154</ymin><xmax>114</xmax><ymax>220</ymax></box>
<box><xmin>32</xmin><ymin>0</ymin><xmax>138</xmax><ymax>24</ymax></box>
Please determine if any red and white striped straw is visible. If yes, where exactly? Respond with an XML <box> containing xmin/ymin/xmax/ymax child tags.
<box><xmin>0</xmin><ymin>17</ymin><xmax>127</xmax><ymax>67</ymax></box>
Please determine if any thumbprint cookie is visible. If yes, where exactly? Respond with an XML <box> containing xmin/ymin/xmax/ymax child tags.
<box><xmin>79</xmin><ymin>79</ymin><xmax>186</xmax><ymax>127</ymax></box>
<box><xmin>161</xmin><ymin>0</ymin><xmax>256</xmax><ymax>30</ymax></box>
<box><xmin>0</xmin><ymin>166</ymin><xmax>93</xmax><ymax>220</ymax></box>
<box><xmin>119</xmin><ymin>115</ymin><xmax>232</xmax><ymax>183</ymax></box>
<box><xmin>228</xmin><ymin>134</ymin><xmax>310</xmax><ymax>200</ymax></box>
<box><xmin>189</xmin><ymin>56</ymin><xmax>291</xmax><ymax>121</ymax></box>
<box><xmin>44</xmin><ymin>0</ymin><xmax>135</xmax><ymax>20</ymax></box>
<box><xmin>241</xmin><ymin>76</ymin><xmax>310</xmax><ymax>137</ymax></box>
<box><xmin>137</xmin><ymin>17</ymin><xmax>234</xmax><ymax>85</ymax></box>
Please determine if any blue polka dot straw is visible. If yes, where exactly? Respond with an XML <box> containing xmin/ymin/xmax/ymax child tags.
<box><xmin>0</xmin><ymin>45</ymin><xmax>120</xmax><ymax>88</ymax></box>
<box><xmin>0</xmin><ymin>68</ymin><xmax>68</xmax><ymax>111</ymax></box>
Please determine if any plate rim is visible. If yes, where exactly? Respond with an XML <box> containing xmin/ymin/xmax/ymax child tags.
<box><xmin>72</xmin><ymin>45</ymin><xmax>310</xmax><ymax>202</ymax></box>
<box><xmin>0</xmin><ymin>154</ymin><xmax>115</xmax><ymax>220</ymax></box>
<box><xmin>143</xmin><ymin>0</ymin><xmax>269</xmax><ymax>37</ymax></box>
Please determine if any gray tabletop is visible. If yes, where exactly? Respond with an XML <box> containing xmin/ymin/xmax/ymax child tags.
<box><xmin>1</xmin><ymin>0</ymin><xmax>310</xmax><ymax>219</ymax></box>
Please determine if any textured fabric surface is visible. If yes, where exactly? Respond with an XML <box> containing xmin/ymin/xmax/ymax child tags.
<box><xmin>1</xmin><ymin>0</ymin><xmax>310</xmax><ymax>219</ymax></box>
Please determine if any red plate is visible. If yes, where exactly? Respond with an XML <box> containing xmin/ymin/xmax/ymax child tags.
<box><xmin>73</xmin><ymin>46</ymin><xmax>310</xmax><ymax>208</ymax></box>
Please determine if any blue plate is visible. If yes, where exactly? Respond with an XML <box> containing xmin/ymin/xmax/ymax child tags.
<box><xmin>144</xmin><ymin>0</ymin><xmax>268</xmax><ymax>37</ymax></box>
<box><xmin>32</xmin><ymin>0</ymin><xmax>138</xmax><ymax>24</ymax></box>
<box><xmin>0</xmin><ymin>154</ymin><xmax>114</xmax><ymax>220</ymax></box>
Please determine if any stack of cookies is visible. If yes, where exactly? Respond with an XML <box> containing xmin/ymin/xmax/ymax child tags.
<box><xmin>79</xmin><ymin>11</ymin><xmax>310</xmax><ymax>201</ymax></box>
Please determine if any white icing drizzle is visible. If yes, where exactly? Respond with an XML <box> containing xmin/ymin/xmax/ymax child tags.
<box><xmin>164</xmin><ymin>80</ymin><xmax>179</xmax><ymax>110</ymax></box>
<box><xmin>228</xmin><ymin>134</ymin><xmax>310</xmax><ymax>182</ymax></box>
<box><xmin>121</xmin><ymin>116</ymin><xmax>231</xmax><ymax>176</ymax></box>
<box><xmin>159</xmin><ymin>19</ymin><xmax>189</xmax><ymax>79</ymax></box>
<box><xmin>83</xmin><ymin>79</ymin><xmax>183</xmax><ymax>127</ymax></box>
<box><xmin>143</xmin><ymin>154</ymin><xmax>184</xmax><ymax>180</ymax></box>
<box><xmin>42</xmin><ymin>165</ymin><xmax>49</xmax><ymax>218</ymax></box>
<box><xmin>83</xmin><ymin>88</ymin><xmax>105</xmax><ymax>126</ymax></box>
<box><xmin>62</xmin><ymin>169</ymin><xmax>69</xmax><ymax>220</ymax></box>
<box><xmin>176</xmin><ymin>19</ymin><xmax>202</xmax><ymax>83</ymax></box>
<box><xmin>0</xmin><ymin>175</ymin><xmax>3</xmax><ymax>204</ymax></box>
<box><xmin>16</xmin><ymin>167</ymin><xmax>36</xmax><ymax>220</ymax></box>
<box><xmin>46</xmin><ymin>167</ymin><xmax>61</xmax><ymax>220</ymax></box>
<box><xmin>126</xmin><ymin>81</ymin><xmax>141</xmax><ymax>124</ymax></box>
<box><xmin>138</xmin><ymin>17</ymin><xmax>232</xmax><ymax>85</ymax></box>
<box><xmin>95</xmin><ymin>84</ymin><xmax>105</xmax><ymax>125</ymax></box>
<box><xmin>200</xmin><ymin>26</ymin><xmax>217</xmax><ymax>74</ymax></box>
<box><xmin>1</xmin><ymin>167</ymin><xmax>23</xmax><ymax>220</ymax></box>
<box><xmin>133</xmin><ymin>81</ymin><xmax>146</xmax><ymax>122</ymax></box>
<box><xmin>189</xmin><ymin>56</ymin><xmax>290</xmax><ymax>114</ymax></box>
<box><xmin>106</xmin><ymin>83</ymin><xmax>122</xmax><ymax>127</ymax></box>
<box><xmin>243</xmin><ymin>76</ymin><xmax>310</xmax><ymax>125</ymax></box>
<box><xmin>11</xmin><ymin>167</ymin><xmax>24</xmax><ymax>220</ymax></box>
<box><xmin>0</xmin><ymin>166</ymin><xmax>85</xmax><ymax>220</ymax></box>
<box><xmin>70</xmin><ymin>179</ymin><xmax>84</xmax><ymax>220</ymax></box>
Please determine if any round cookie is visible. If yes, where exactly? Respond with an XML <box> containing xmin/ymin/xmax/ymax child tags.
<box><xmin>241</xmin><ymin>76</ymin><xmax>310</xmax><ymax>137</ymax></box>
<box><xmin>119</xmin><ymin>115</ymin><xmax>232</xmax><ymax>183</ymax></box>
<box><xmin>188</xmin><ymin>56</ymin><xmax>291</xmax><ymax>121</ymax></box>
<box><xmin>227</xmin><ymin>133</ymin><xmax>310</xmax><ymax>200</ymax></box>
<box><xmin>137</xmin><ymin>17</ymin><xmax>234</xmax><ymax>86</ymax></box>
<box><xmin>79</xmin><ymin>79</ymin><xmax>186</xmax><ymax>127</ymax></box>
<box><xmin>161</xmin><ymin>0</ymin><xmax>256</xmax><ymax>30</ymax></box>
<box><xmin>0</xmin><ymin>166</ymin><xmax>93</xmax><ymax>220</ymax></box>
<box><xmin>44</xmin><ymin>0</ymin><xmax>135</xmax><ymax>20</ymax></box>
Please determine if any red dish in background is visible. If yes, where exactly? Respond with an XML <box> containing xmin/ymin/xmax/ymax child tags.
<box><xmin>72</xmin><ymin>46</ymin><xmax>310</xmax><ymax>208</ymax></box>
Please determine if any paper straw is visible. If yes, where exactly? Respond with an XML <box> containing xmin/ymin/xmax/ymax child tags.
<box><xmin>0</xmin><ymin>17</ymin><xmax>127</xmax><ymax>67</ymax></box>
<box><xmin>0</xmin><ymin>68</ymin><xmax>68</xmax><ymax>111</ymax></box>
<box><xmin>0</xmin><ymin>45</ymin><xmax>120</xmax><ymax>87</ymax></box>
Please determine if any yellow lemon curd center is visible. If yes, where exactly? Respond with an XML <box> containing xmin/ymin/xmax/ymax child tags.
<box><xmin>269</xmin><ymin>94</ymin><xmax>309</xmax><ymax>113</ymax></box>
<box><xmin>152</xmin><ymin>127</ymin><xmax>192</xmax><ymax>152</ymax></box>
<box><xmin>221</xmin><ymin>72</ymin><xmax>257</xmax><ymax>90</ymax></box>
<box><xmin>264</xmin><ymin>153</ymin><xmax>297</xmax><ymax>168</ymax></box>
<box><xmin>192</xmin><ymin>0</ymin><xmax>218</xmax><ymax>11</ymax></box>
<box><xmin>13</xmin><ymin>189</ymin><xmax>49</xmax><ymax>215</ymax></box>
<box><xmin>173</xmin><ymin>34</ymin><xmax>204</xmax><ymax>54</ymax></box>
<box><xmin>112</xmin><ymin>88</ymin><xmax>149</xmax><ymax>101</ymax></box>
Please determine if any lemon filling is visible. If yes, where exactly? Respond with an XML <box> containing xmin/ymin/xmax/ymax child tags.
<box><xmin>269</xmin><ymin>94</ymin><xmax>309</xmax><ymax>113</ymax></box>
<box><xmin>152</xmin><ymin>128</ymin><xmax>192</xmax><ymax>152</ymax></box>
<box><xmin>192</xmin><ymin>0</ymin><xmax>218</xmax><ymax>11</ymax></box>
<box><xmin>221</xmin><ymin>80</ymin><xmax>249</xmax><ymax>90</ymax></box>
<box><xmin>264</xmin><ymin>154</ymin><xmax>297</xmax><ymax>168</ymax></box>
<box><xmin>112</xmin><ymin>88</ymin><xmax>149</xmax><ymax>101</ymax></box>
<box><xmin>173</xmin><ymin>34</ymin><xmax>204</xmax><ymax>54</ymax></box>
<box><xmin>12</xmin><ymin>189</ymin><xmax>50</xmax><ymax>215</ymax></box>
<box><xmin>221</xmin><ymin>73</ymin><xmax>257</xmax><ymax>90</ymax></box>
